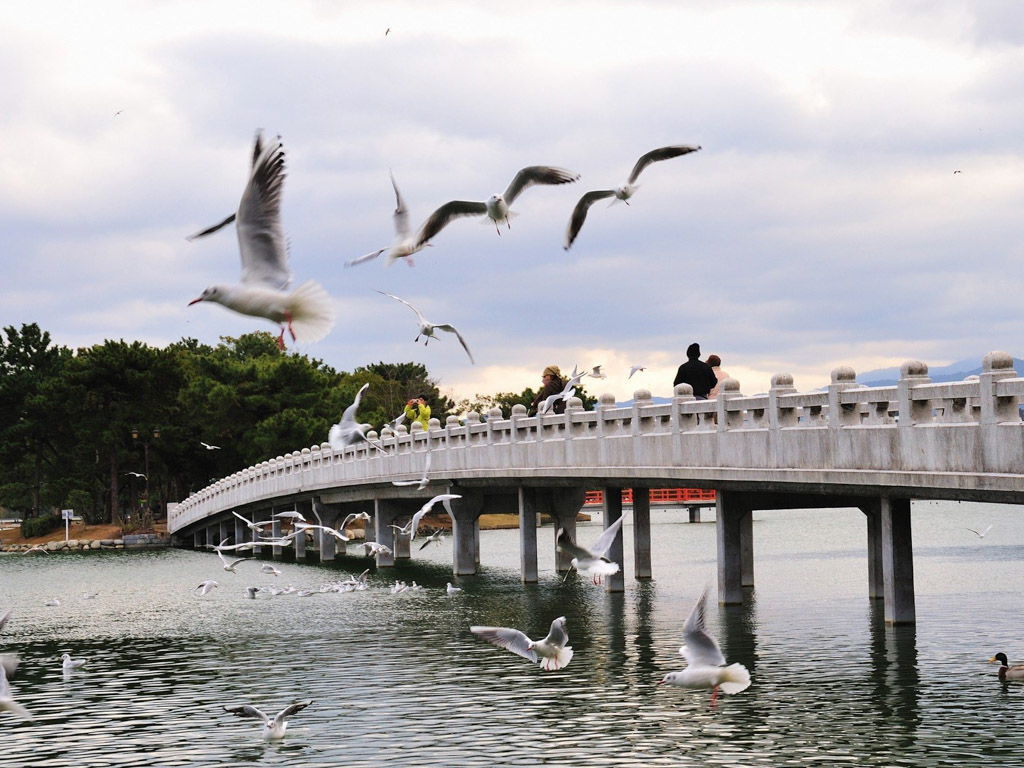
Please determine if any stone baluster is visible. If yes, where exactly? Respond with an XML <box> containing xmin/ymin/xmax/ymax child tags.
<box><xmin>631</xmin><ymin>389</ymin><xmax>652</xmax><ymax>436</ymax></box>
<box><xmin>596</xmin><ymin>393</ymin><xmax>615</xmax><ymax>464</ymax></box>
<box><xmin>716</xmin><ymin>378</ymin><xmax>742</xmax><ymax>431</ymax></box>
<box><xmin>672</xmin><ymin>383</ymin><xmax>696</xmax><ymax>432</ymax></box>
<box><xmin>979</xmin><ymin>351</ymin><xmax>1018</xmax><ymax>424</ymax></box>
<box><xmin>828</xmin><ymin>366</ymin><xmax>860</xmax><ymax>428</ymax></box>
<box><xmin>769</xmin><ymin>373</ymin><xmax>798</xmax><ymax>428</ymax></box>
<box><xmin>897</xmin><ymin>361</ymin><xmax>931</xmax><ymax>427</ymax></box>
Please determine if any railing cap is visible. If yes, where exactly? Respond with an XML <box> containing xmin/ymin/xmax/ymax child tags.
<box><xmin>633</xmin><ymin>388</ymin><xmax>653</xmax><ymax>403</ymax></box>
<box><xmin>598</xmin><ymin>392</ymin><xmax>616</xmax><ymax>407</ymax></box>
<box><xmin>487</xmin><ymin>408</ymin><xmax>503</xmax><ymax>421</ymax></box>
<box><xmin>673</xmin><ymin>383</ymin><xmax>693</xmax><ymax>397</ymax></box>
<box><xmin>428</xmin><ymin>417</ymin><xmax>442</xmax><ymax>428</ymax></box>
<box><xmin>984</xmin><ymin>350</ymin><xmax>1015</xmax><ymax>372</ymax></box>
<box><xmin>831</xmin><ymin>366</ymin><xmax>856</xmax><ymax>383</ymax></box>
<box><xmin>721</xmin><ymin>377</ymin><xmax>740</xmax><ymax>393</ymax></box>
<box><xmin>446</xmin><ymin>415</ymin><xmax>461</xmax><ymax>425</ymax></box>
<box><xmin>411</xmin><ymin>421</ymin><xmax>424</xmax><ymax>432</ymax></box>
<box><xmin>466</xmin><ymin>411</ymin><xmax>481</xmax><ymax>424</ymax></box>
<box><xmin>901</xmin><ymin>360</ymin><xmax>928</xmax><ymax>377</ymax></box>
<box><xmin>771</xmin><ymin>373</ymin><xmax>794</xmax><ymax>388</ymax></box>
<box><xmin>511</xmin><ymin>404</ymin><xmax>527</xmax><ymax>416</ymax></box>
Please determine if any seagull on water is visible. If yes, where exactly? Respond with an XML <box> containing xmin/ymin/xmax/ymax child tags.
<box><xmin>392</xmin><ymin>452</ymin><xmax>431</xmax><ymax>490</ymax></box>
<box><xmin>186</xmin><ymin>131</ymin><xmax>335</xmax><ymax>350</ymax></box>
<box><xmin>446</xmin><ymin>582</ymin><xmax>462</xmax><ymax>595</ymax></box>
<box><xmin>657</xmin><ymin>587</ymin><xmax>751</xmax><ymax>705</ymax></box>
<box><xmin>363</xmin><ymin>541</ymin><xmax>392</xmax><ymax>557</ymax></box>
<box><xmin>60</xmin><ymin>653</ymin><xmax>88</xmax><ymax>672</ymax></box>
<box><xmin>195</xmin><ymin>580</ymin><xmax>219</xmax><ymax>596</ymax></box>
<box><xmin>329</xmin><ymin>383</ymin><xmax>387</xmax><ymax>453</ymax></box>
<box><xmin>375</xmin><ymin>291</ymin><xmax>475</xmax><ymax>364</ymax></box>
<box><xmin>564</xmin><ymin>144</ymin><xmax>701</xmax><ymax>249</ymax></box>
<box><xmin>260</xmin><ymin>564</ymin><xmax>282</xmax><ymax>577</ymax></box>
<box><xmin>44</xmin><ymin>597</ymin><xmax>60</xmax><ymax>606</ymax></box>
<box><xmin>390</xmin><ymin>494</ymin><xmax>461</xmax><ymax>540</ymax></box>
<box><xmin>0</xmin><ymin>656</ymin><xmax>31</xmax><ymax>720</ymax></box>
<box><xmin>245</xmin><ymin>586</ymin><xmax>261</xmax><ymax>599</ymax></box>
<box><xmin>414</xmin><ymin>165</ymin><xmax>580</xmax><ymax>243</ymax></box>
<box><xmin>967</xmin><ymin>525</ymin><xmax>993</xmax><ymax>538</ymax></box>
<box><xmin>346</xmin><ymin>173</ymin><xmax>433</xmax><ymax>268</ymax></box>
<box><xmin>557</xmin><ymin>513</ymin><xmax>628</xmax><ymax>584</ymax></box>
<box><xmin>223</xmin><ymin>700</ymin><xmax>312</xmax><ymax>740</ymax></box>
<box><xmin>471</xmin><ymin>616</ymin><xmax>573</xmax><ymax>671</ymax></box>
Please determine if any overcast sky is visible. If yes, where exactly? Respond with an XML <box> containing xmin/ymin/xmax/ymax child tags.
<box><xmin>3</xmin><ymin>0</ymin><xmax>1022</xmax><ymax>405</ymax></box>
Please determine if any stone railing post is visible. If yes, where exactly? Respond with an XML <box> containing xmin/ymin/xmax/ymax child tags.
<box><xmin>672</xmin><ymin>383</ymin><xmax>696</xmax><ymax>431</ymax></box>
<box><xmin>769</xmin><ymin>373</ymin><xmax>797</xmax><ymax>428</ymax></box>
<box><xmin>716</xmin><ymin>378</ymin><xmax>742</xmax><ymax>431</ymax></box>
<box><xmin>631</xmin><ymin>389</ymin><xmax>652</xmax><ymax>435</ymax></box>
<box><xmin>596</xmin><ymin>393</ymin><xmax>615</xmax><ymax>463</ymax></box>
<box><xmin>897</xmin><ymin>361</ymin><xmax>931</xmax><ymax>427</ymax></box>
<box><xmin>828</xmin><ymin>366</ymin><xmax>860</xmax><ymax>428</ymax></box>
<box><xmin>509</xmin><ymin>404</ymin><xmax>527</xmax><ymax>443</ymax></box>
<box><xmin>979</xmin><ymin>351</ymin><xmax>1018</xmax><ymax>424</ymax></box>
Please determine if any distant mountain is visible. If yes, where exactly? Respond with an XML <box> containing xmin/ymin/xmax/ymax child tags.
<box><xmin>857</xmin><ymin>355</ymin><xmax>1024</xmax><ymax>387</ymax></box>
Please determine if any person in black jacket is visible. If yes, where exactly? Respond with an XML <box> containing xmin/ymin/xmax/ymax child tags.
<box><xmin>673</xmin><ymin>343</ymin><xmax>717</xmax><ymax>400</ymax></box>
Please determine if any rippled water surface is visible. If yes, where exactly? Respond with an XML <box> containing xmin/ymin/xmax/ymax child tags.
<box><xmin>2</xmin><ymin>500</ymin><xmax>1023</xmax><ymax>767</ymax></box>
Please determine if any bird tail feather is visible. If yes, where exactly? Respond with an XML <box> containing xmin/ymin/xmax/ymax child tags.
<box><xmin>591</xmin><ymin>560</ymin><xmax>620</xmax><ymax>577</ymax></box>
<box><xmin>541</xmin><ymin>646</ymin><xmax>573</xmax><ymax>671</ymax></box>
<box><xmin>718</xmin><ymin>663</ymin><xmax>751</xmax><ymax>694</ymax></box>
<box><xmin>287</xmin><ymin>280</ymin><xmax>336</xmax><ymax>343</ymax></box>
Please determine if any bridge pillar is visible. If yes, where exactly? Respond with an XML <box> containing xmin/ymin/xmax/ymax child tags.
<box><xmin>448</xmin><ymin>490</ymin><xmax>484</xmax><ymax>576</ymax></box>
<box><xmin>250</xmin><ymin>510</ymin><xmax>268</xmax><ymax>556</ymax></box>
<box><xmin>233</xmin><ymin>515</ymin><xmax>248</xmax><ymax>554</ymax></box>
<box><xmin>859</xmin><ymin>499</ymin><xmax>884</xmax><ymax>599</ymax></box>
<box><xmin>270</xmin><ymin>513</ymin><xmax>283</xmax><ymax>560</ymax></box>
<box><xmin>394</xmin><ymin>516</ymin><xmax>412</xmax><ymax>560</ymax></box>
<box><xmin>881</xmin><ymin>497</ymin><xmax>915</xmax><ymax>624</ymax></box>
<box><xmin>312</xmin><ymin>497</ymin><xmax>343</xmax><ymax>562</ymax></box>
<box><xmin>716</xmin><ymin>491</ymin><xmax>752</xmax><ymax>604</ymax></box>
<box><xmin>602</xmin><ymin>486</ymin><xmax>625</xmax><ymax>593</ymax></box>
<box><xmin>373</xmin><ymin>499</ymin><xmax>401</xmax><ymax>567</ymax></box>
<box><xmin>632</xmin><ymin>488</ymin><xmax>652</xmax><ymax>579</ymax></box>
<box><xmin>689</xmin><ymin>506</ymin><xmax>702</xmax><ymax>523</ymax></box>
<box><xmin>294</xmin><ymin>500</ymin><xmax>312</xmax><ymax>561</ymax></box>
<box><xmin>193</xmin><ymin>529</ymin><xmax>204</xmax><ymax>549</ymax></box>
<box><xmin>550</xmin><ymin>487</ymin><xmax>587</xmax><ymax>573</ymax></box>
<box><xmin>218</xmin><ymin>518</ymin><xmax>229</xmax><ymax>548</ymax></box>
<box><xmin>518</xmin><ymin>487</ymin><xmax>539</xmax><ymax>583</ymax></box>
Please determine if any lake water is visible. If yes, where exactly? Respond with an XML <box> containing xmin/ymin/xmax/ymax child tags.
<box><xmin>1</xmin><ymin>500</ymin><xmax>1022</xmax><ymax>767</ymax></box>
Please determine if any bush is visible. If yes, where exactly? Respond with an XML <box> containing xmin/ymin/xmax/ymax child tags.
<box><xmin>21</xmin><ymin>515</ymin><xmax>60</xmax><ymax>539</ymax></box>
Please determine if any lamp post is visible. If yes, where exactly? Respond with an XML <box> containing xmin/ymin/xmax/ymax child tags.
<box><xmin>131</xmin><ymin>426</ymin><xmax>160</xmax><ymax>517</ymax></box>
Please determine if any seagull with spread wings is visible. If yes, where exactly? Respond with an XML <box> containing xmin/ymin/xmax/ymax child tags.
<box><xmin>346</xmin><ymin>172</ymin><xmax>433</xmax><ymax>268</ymax></box>
<box><xmin>186</xmin><ymin>131</ymin><xmax>335</xmax><ymax>349</ymax></box>
<box><xmin>414</xmin><ymin>165</ymin><xmax>580</xmax><ymax>243</ymax></box>
<box><xmin>376</xmin><ymin>291</ymin><xmax>474</xmax><ymax>364</ymax></box>
<box><xmin>564</xmin><ymin>144</ymin><xmax>701</xmax><ymax>250</ymax></box>
<box><xmin>657</xmin><ymin>587</ymin><xmax>751</xmax><ymax>705</ymax></box>
<box><xmin>392</xmin><ymin>452</ymin><xmax>432</xmax><ymax>490</ymax></box>
<box><xmin>390</xmin><ymin>494</ymin><xmax>461</xmax><ymax>540</ymax></box>
<box><xmin>557</xmin><ymin>512</ymin><xmax>628</xmax><ymax>584</ymax></box>
<box><xmin>222</xmin><ymin>700</ymin><xmax>312</xmax><ymax>740</ymax></box>
<box><xmin>328</xmin><ymin>383</ymin><xmax>386</xmax><ymax>453</ymax></box>
<box><xmin>471</xmin><ymin>616</ymin><xmax>573</xmax><ymax>671</ymax></box>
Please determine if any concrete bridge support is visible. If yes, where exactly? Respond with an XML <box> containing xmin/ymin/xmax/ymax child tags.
<box><xmin>293</xmin><ymin>500</ymin><xmax>311</xmax><ymax>561</ymax></box>
<box><xmin>632</xmin><ymin>487</ymin><xmax>652</xmax><ymax>579</ymax></box>
<box><xmin>860</xmin><ymin>499</ymin><xmax>885</xmax><ymax>600</ymax></box>
<box><xmin>602</xmin><ymin>486</ymin><xmax>625</xmax><ymax>593</ymax></box>
<box><xmin>716</xmin><ymin>491</ymin><xmax>752</xmax><ymax>605</ymax></box>
<box><xmin>218</xmin><ymin>519</ymin><xmax>229</xmax><ymax>548</ymax></box>
<box><xmin>312</xmin><ymin>497</ymin><xmax>343</xmax><ymax>562</ymax></box>
<box><xmin>233</xmin><ymin>516</ymin><xmax>247</xmax><ymax>552</ymax></box>
<box><xmin>881</xmin><ymin>497</ymin><xmax>915</xmax><ymax>624</ymax></box>
<box><xmin>193</xmin><ymin>529</ymin><xmax>204</xmax><ymax>549</ymax></box>
<box><xmin>270</xmin><ymin>509</ymin><xmax>284</xmax><ymax>559</ymax></box>
<box><xmin>518</xmin><ymin>488</ymin><xmax>539</xmax><ymax>583</ymax></box>
<box><xmin>448</xmin><ymin>490</ymin><xmax>484</xmax><ymax>576</ymax></box>
<box><xmin>373</xmin><ymin>499</ymin><xmax>399</xmax><ymax>567</ymax></box>
<box><xmin>550</xmin><ymin>487</ymin><xmax>587</xmax><ymax>573</ymax></box>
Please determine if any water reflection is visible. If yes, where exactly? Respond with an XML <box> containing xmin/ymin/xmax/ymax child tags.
<box><xmin>868</xmin><ymin>600</ymin><xmax>920</xmax><ymax>740</ymax></box>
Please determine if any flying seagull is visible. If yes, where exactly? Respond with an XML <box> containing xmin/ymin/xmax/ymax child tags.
<box><xmin>628</xmin><ymin>365</ymin><xmax>646</xmax><ymax>379</ymax></box>
<box><xmin>375</xmin><ymin>291</ymin><xmax>474</xmax><ymax>364</ymax></box>
<box><xmin>392</xmin><ymin>452</ymin><xmax>432</xmax><ymax>490</ymax></box>
<box><xmin>657</xmin><ymin>587</ymin><xmax>751</xmax><ymax>705</ymax></box>
<box><xmin>471</xmin><ymin>616</ymin><xmax>573</xmax><ymax>671</ymax></box>
<box><xmin>588</xmin><ymin>365</ymin><xmax>607</xmax><ymax>380</ymax></box>
<box><xmin>222</xmin><ymin>700</ymin><xmax>312</xmax><ymax>740</ymax></box>
<box><xmin>125</xmin><ymin>471</ymin><xmax>147</xmax><ymax>479</ymax></box>
<box><xmin>564</xmin><ymin>144</ymin><xmax>701</xmax><ymax>249</ymax></box>
<box><xmin>216</xmin><ymin>548</ymin><xmax>247</xmax><ymax>573</ymax></box>
<box><xmin>418</xmin><ymin>529</ymin><xmax>446</xmax><ymax>550</ymax></box>
<box><xmin>0</xmin><ymin>657</ymin><xmax>31</xmax><ymax>720</ymax></box>
<box><xmin>557</xmin><ymin>513</ymin><xmax>628</xmax><ymax>584</ymax></box>
<box><xmin>186</xmin><ymin>131</ymin><xmax>335</xmax><ymax>349</ymax></box>
<box><xmin>363</xmin><ymin>541</ymin><xmax>392</xmax><ymax>557</ymax></box>
<box><xmin>414</xmin><ymin>165</ymin><xmax>580</xmax><ymax>243</ymax></box>
<box><xmin>346</xmin><ymin>173</ymin><xmax>433</xmax><ymax>268</ymax></box>
<box><xmin>328</xmin><ymin>383</ymin><xmax>387</xmax><ymax>452</ymax></box>
<box><xmin>390</xmin><ymin>494</ymin><xmax>461</xmax><ymax>539</ymax></box>
<box><xmin>200</xmin><ymin>441</ymin><xmax>221</xmax><ymax>451</ymax></box>
<box><xmin>966</xmin><ymin>525</ymin><xmax>993</xmax><ymax>538</ymax></box>
<box><xmin>195</xmin><ymin>580</ymin><xmax>219</xmax><ymax>596</ymax></box>
<box><xmin>260</xmin><ymin>564</ymin><xmax>282</xmax><ymax>577</ymax></box>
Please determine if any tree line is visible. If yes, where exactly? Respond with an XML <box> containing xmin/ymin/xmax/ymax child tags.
<box><xmin>0</xmin><ymin>323</ymin><xmax>594</xmax><ymax>526</ymax></box>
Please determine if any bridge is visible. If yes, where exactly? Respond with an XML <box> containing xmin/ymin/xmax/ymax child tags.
<box><xmin>168</xmin><ymin>351</ymin><xmax>1024</xmax><ymax>624</ymax></box>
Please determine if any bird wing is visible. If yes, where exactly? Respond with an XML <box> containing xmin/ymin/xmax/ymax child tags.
<box><xmin>434</xmin><ymin>324</ymin><xmax>475</xmax><ymax>364</ymax></box>
<box><xmin>0</xmin><ymin>653</ymin><xmax>18</xmax><ymax>679</ymax></box>
<box><xmin>275</xmin><ymin>700</ymin><xmax>312</xmax><ymax>722</ymax></box>
<box><xmin>543</xmin><ymin>616</ymin><xmax>569</xmax><ymax>648</ymax></box>
<box><xmin>341</xmin><ymin>382</ymin><xmax>371</xmax><ymax>427</ymax></box>
<box><xmin>390</xmin><ymin>172</ymin><xmax>410</xmax><ymax>239</ymax></box>
<box><xmin>556</xmin><ymin>528</ymin><xmax>592</xmax><ymax>561</ymax></box>
<box><xmin>346</xmin><ymin>248</ymin><xmax>386</xmax><ymax>268</ymax></box>
<box><xmin>503</xmin><ymin>165</ymin><xmax>580</xmax><ymax>205</ymax></box>
<box><xmin>375</xmin><ymin>289</ymin><xmax>429</xmax><ymax>328</ymax></box>
<box><xmin>564</xmin><ymin>189</ymin><xmax>615</xmax><ymax>250</ymax></box>
<box><xmin>470</xmin><ymin>626</ymin><xmax>538</xmax><ymax>662</ymax></box>
<box><xmin>626</xmin><ymin>144</ymin><xmax>701</xmax><ymax>185</ymax></box>
<box><xmin>680</xmin><ymin>587</ymin><xmax>726</xmax><ymax>667</ymax></box>
<box><xmin>413</xmin><ymin>200</ymin><xmax>488</xmax><ymax>247</ymax></box>
<box><xmin>0</xmin><ymin>609</ymin><xmax>10</xmax><ymax>633</ymax></box>
<box><xmin>418</xmin><ymin>536</ymin><xmax>435</xmax><ymax>551</ymax></box>
<box><xmin>236</xmin><ymin>132</ymin><xmax>292</xmax><ymax>289</ymax></box>
<box><xmin>590</xmin><ymin>512</ymin><xmax>627</xmax><ymax>560</ymax></box>
<box><xmin>186</xmin><ymin>213</ymin><xmax>237</xmax><ymax>242</ymax></box>
<box><xmin>223</xmin><ymin>704</ymin><xmax>270</xmax><ymax>723</ymax></box>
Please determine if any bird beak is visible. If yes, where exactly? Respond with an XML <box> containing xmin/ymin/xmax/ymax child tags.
<box><xmin>187</xmin><ymin>296</ymin><xmax>203</xmax><ymax>306</ymax></box>
<box><xmin>656</xmin><ymin>679</ymin><xmax>665</xmax><ymax>686</ymax></box>
<box><xmin>988</xmin><ymin>657</ymin><xmax>998</xmax><ymax>663</ymax></box>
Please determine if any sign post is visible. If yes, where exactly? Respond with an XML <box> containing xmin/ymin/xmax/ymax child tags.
<box><xmin>62</xmin><ymin>509</ymin><xmax>73</xmax><ymax>542</ymax></box>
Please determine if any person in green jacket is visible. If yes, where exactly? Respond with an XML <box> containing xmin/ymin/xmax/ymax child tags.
<box><xmin>405</xmin><ymin>395</ymin><xmax>431</xmax><ymax>431</ymax></box>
